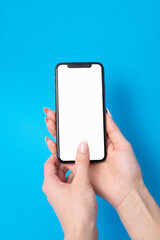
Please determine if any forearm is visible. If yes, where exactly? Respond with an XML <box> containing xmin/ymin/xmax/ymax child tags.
<box><xmin>117</xmin><ymin>183</ymin><xmax>160</xmax><ymax>240</ymax></box>
<box><xmin>64</xmin><ymin>223</ymin><xmax>98</xmax><ymax>240</ymax></box>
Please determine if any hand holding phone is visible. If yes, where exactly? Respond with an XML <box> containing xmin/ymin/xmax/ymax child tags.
<box><xmin>42</xmin><ymin>141</ymin><xmax>98</xmax><ymax>240</ymax></box>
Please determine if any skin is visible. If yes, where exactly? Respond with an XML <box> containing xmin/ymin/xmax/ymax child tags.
<box><xmin>42</xmin><ymin>142</ymin><xmax>98</xmax><ymax>240</ymax></box>
<box><xmin>43</xmin><ymin>107</ymin><xmax>160</xmax><ymax>239</ymax></box>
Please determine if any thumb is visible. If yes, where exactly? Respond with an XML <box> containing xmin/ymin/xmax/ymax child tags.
<box><xmin>106</xmin><ymin>110</ymin><xmax>126</xmax><ymax>145</ymax></box>
<box><xmin>75</xmin><ymin>141</ymin><xmax>90</xmax><ymax>179</ymax></box>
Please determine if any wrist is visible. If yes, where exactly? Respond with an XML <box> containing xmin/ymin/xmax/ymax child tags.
<box><xmin>116</xmin><ymin>181</ymin><xmax>146</xmax><ymax>215</ymax></box>
<box><xmin>64</xmin><ymin>221</ymin><xmax>98</xmax><ymax>240</ymax></box>
<box><xmin>116</xmin><ymin>182</ymin><xmax>160</xmax><ymax>239</ymax></box>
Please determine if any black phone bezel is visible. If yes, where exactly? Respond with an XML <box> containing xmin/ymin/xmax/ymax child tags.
<box><xmin>55</xmin><ymin>62</ymin><xmax>107</xmax><ymax>163</ymax></box>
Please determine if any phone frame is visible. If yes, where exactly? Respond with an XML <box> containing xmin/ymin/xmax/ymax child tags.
<box><xmin>55</xmin><ymin>62</ymin><xmax>107</xmax><ymax>163</ymax></box>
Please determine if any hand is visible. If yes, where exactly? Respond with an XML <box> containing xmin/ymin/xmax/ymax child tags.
<box><xmin>44</xmin><ymin>107</ymin><xmax>143</xmax><ymax>210</ymax></box>
<box><xmin>42</xmin><ymin>141</ymin><xmax>98</xmax><ymax>240</ymax></box>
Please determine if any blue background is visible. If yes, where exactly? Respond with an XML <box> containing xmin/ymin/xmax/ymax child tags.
<box><xmin>0</xmin><ymin>0</ymin><xmax>160</xmax><ymax>239</ymax></box>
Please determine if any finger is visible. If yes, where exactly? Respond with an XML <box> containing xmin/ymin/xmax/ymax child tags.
<box><xmin>106</xmin><ymin>136</ymin><xmax>113</xmax><ymax>152</ymax></box>
<box><xmin>65</xmin><ymin>163</ymin><xmax>75</xmax><ymax>173</ymax></box>
<box><xmin>57</xmin><ymin>164</ymin><xmax>68</xmax><ymax>182</ymax></box>
<box><xmin>45</xmin><ymin>137</ymin><xmax>57</xmax><ymax>155</ymax></box>
<box><xmin>44</xmin><ymin>140</ymin><xmax>70</xmax><ymax>183</ymax></box>
<box><xmin>43</xmin><ymin>155</ymin><xmax>62</xmax><ymax>196</ymax></box>
<box><xmin>44</xmin><ymin>154</ymin><xmax>59</xmax><ymax>179</ymax></box>
<box><xmin>44</xmin><ymin>107</ymin><xmax>56</xmax><ymax>123</ymax></box>
<box><xmin>74</xmin><ymin>141</ymin><xmax>90</xmax><ymax>179</ymax></box>
<box><xmin>65</xmin><ymin>171</ymin><xmax>74</xmax><ymax>184</ymax></box>
<box><xmin>106</xmin><ymin>110</ymin><xmax>126</xmax><ymax>145</ymax></box>
<box><xmin>107</xmin><ymin>136</ymin><xmax>111</xmax><ymax>146</ymax></box>
<box><xmin>45</xmin><ymin>137</ymin><xmax>75</xmax><ymax>174</ymax></box>
<box><xmin>45</xmin><ymin>117</ymin><xmax>56</xmax><ymax>138</ymax></box>
<box><xmin>107</xmin><ymin>138</ymin><xmax>113</xmax><ymax>154</ymax></box>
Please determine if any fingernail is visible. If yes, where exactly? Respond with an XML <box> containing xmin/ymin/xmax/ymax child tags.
<box><xmin>44</xmin><ymin>107</ymin><xmax>49</xmax><ymax>115</ymax></box>
<box><xmin>106</xmin><ymin>108</ymin><xmax>112</xmax><ymax>118</ymax></box>
<box><xmin>45</xmin><ymin>116</ymin><xmax>49</xmax><ymax>123</ymax></box>
<box><xmin>45</xmin><ymin>136</ymin><xmax>49</xmax><ymax>143</ymax></box>
<box><xmin>78</xmin><ymin>141</ymin><xmax>89</xmax><ymax>153</ymax></box>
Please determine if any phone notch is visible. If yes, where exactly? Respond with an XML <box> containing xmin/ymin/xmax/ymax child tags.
<box><xmin>67</xmin><ymin>63</ymin><xmax>92</xmax><ymax>68</ymax></box>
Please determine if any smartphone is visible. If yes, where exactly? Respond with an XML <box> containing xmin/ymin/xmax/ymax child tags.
<box><xmin>55</xmin><ymin>62</ymin><xmax>106</xmax><ymax>163</ymax></box>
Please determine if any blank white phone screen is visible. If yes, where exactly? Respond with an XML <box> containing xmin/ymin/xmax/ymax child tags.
<box><xmin>57</xmin><ymin>63</ymin><xmax>105</xmax><ymax>161</ymax></box>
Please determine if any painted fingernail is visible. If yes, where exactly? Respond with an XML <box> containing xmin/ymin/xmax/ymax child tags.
<box><xmin>45</xmin><ymin>116</ymin><xmax>49</xmax><ymax>123</ymax></box>
<box><xmin>106</xmin><ymin>108</ymin><xmax>112</xmax><ymax>118</ymax></box>
<box><xmin>44</xmin><ymin>107</ymin><xmax>50</xmax><ymax>115</ymax></box>
<box><xmin>45</xmin><ymin>136</ymin><xmax>49</xmax><ymax>143</ymax></box>
<box><xmin>78</xmin><ymin>141</ymin><xmax>89</xmax><ymax>153</ymax></box>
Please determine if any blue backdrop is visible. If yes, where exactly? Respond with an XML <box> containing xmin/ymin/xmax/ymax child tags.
<box><xmin>0</xmin><ymin>0</ymin><xmax>160</xmax><ymax>239</ymax></box>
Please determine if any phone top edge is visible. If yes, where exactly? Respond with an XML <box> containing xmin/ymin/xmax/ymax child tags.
<box><xmin>55</xmin><ymin>62</ymin><xmax>104</xmax><ymax>72</ymax></box>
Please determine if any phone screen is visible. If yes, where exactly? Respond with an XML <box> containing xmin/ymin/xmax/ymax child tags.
<box><xmin>56</xmin><ymin>63</ymin><xmax>106</xmax><ymax>162</ymax></box>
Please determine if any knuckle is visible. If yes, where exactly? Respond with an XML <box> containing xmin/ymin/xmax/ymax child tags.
<box><xmin>44</xmin><ymin>160</ymin><xmax>50</xmax><ymax>170</ymax></box>
<box><xmin>44</xmin><ymin>162</ymin><xmax>47</xmax><ymax>170</ymax></box>
<box><xmin>73</xmin><ymin>175</ymin><xmax>89</xmax><ymax>187</ymax></box>
<box><xmin>42</xmin><ymin>183</ymin><xmax>46</xmax><ymax>194</ymax></box>
<box><xmin>119</xmin><ymin>140</ymin><xmax>133</xmax><ymax>151</ymax></box>
<box><xmin>76</xmin><ymin>155</ymin><xmax>88</xmax><ymax>163</ymax></box>
<box><xmin>124</xmin><ymin>140</ymin><xmax>133</xmax><ymax>150</ymax></box>
<box><xmin>44</xmin><ymin>161</ymin><xmax>48</xmax><ymax>168</ymax></box>
<box><xmin>42</xmin><ymin>180</ymin><xmax>48</xmax><ymax>195</ymax></box>
<box><xmin>77</xmin><ymin>158</ymin><xmax>85</xmax><ymax>164</ymax></box>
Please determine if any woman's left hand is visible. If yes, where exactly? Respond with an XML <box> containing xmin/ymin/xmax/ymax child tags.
<box><xmin>42</xmin><ymin>141</ymin><xmax>98</xmax><ymax>240</ymax></box>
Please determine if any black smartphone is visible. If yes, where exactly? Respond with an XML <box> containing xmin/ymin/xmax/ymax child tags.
<box><xmin>55</xmin><ymin>62</ymin><xmax>106</xmax><ymax>163</ymax></box>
